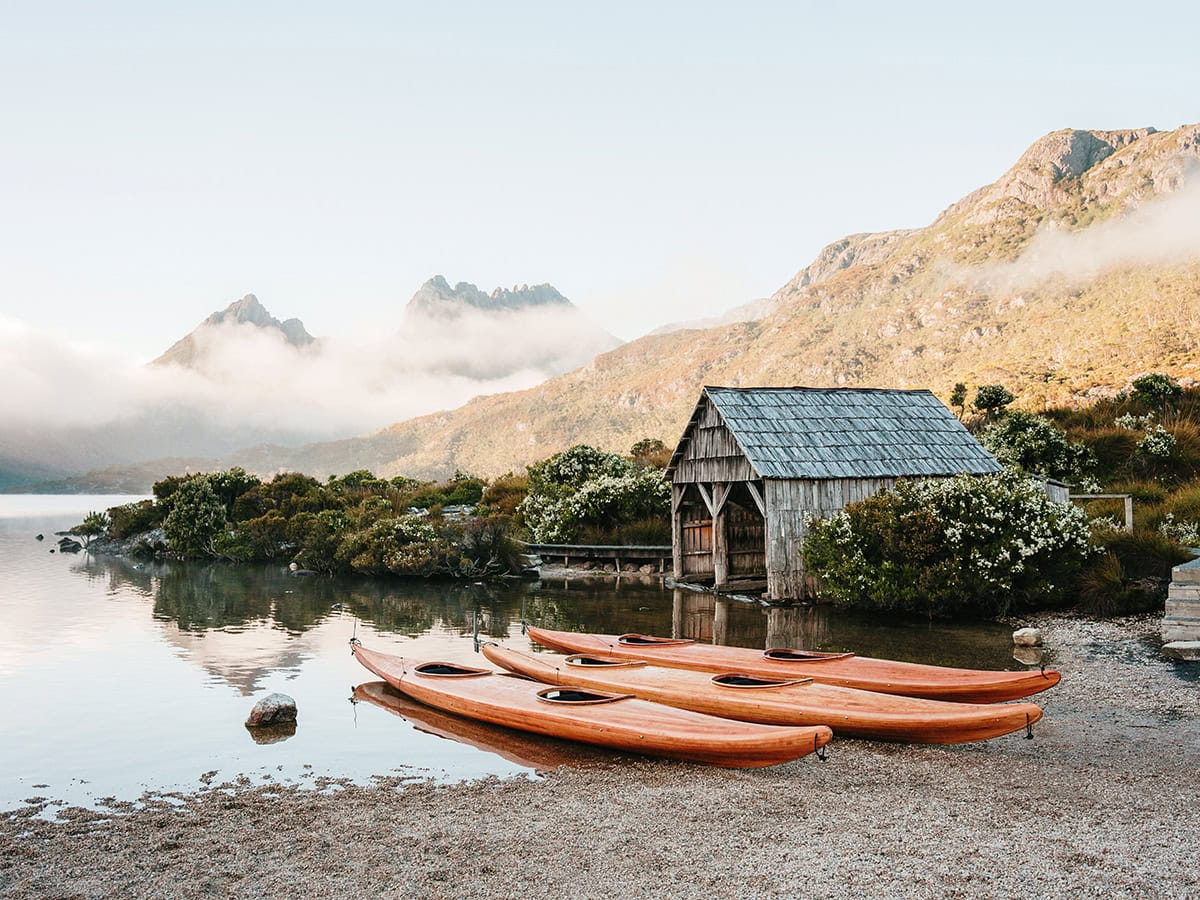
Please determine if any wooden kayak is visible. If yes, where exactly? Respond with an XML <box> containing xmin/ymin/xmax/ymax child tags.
<box><xmin>525</xmin><ymin>626</ymin><xmax>1061</xmax><ymax>704</ymax></box>
<box><xmin>353</xmin><ymin>681</ymin><xmax>603</xmax><ymax>770</ymax></box>
<box><xmin>482</xmin><ymin>643</ymin><xmax>1044</xmax><ymax>744</ymax></box>
<box><xmin>351</xmin><ymin>641</ymin><xmax>832</xmax><ymax>768</ymax></box>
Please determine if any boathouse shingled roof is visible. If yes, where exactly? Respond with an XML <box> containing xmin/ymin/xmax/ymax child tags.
<box><xmin>671</xmin><ymin>386</ymin><xmax>1003</xmax><ymax>480</ymax></box>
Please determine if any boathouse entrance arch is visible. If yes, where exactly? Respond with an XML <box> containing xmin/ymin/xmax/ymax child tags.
<box><xmin>673</xmin><ymin>480</ymin><xmax>767</xmax><ymax>585</ymax></box>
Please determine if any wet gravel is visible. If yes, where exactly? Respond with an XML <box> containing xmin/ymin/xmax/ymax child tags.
<box><xmin>2</xmin><ymin>613</ymin><xmax>1196</xmax><ymax>899</ymax></box>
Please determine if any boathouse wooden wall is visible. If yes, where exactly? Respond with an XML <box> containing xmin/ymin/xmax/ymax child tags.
<box><xmin>764</xmin><ymin>477</ymin><xmax>895</xmax><ymax>600</ymax></box>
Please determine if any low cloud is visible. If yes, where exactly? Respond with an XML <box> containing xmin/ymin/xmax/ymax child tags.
<box><xmin>970</xmin><ymin>175</ymin><xmax>1200</xmax><ymax>291</ymax></box>
<box><xmin>0</xmin><ymin>304</ymin><xmax>616</xmax><ymax>470</ymax></box>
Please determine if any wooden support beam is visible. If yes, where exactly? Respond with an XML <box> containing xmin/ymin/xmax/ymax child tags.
<box><xmin>746</xmin><ymin>480</ymin><xmax>766</xmax><ymax>517</ymax></box>
<box><xmin>696</xmin><ymin>482</ymin><xmax>715</xmax><ymax>516</ymax></box>
<box><xmin>712</xmin><ymin>482</ymin><xmax>732</xmax><ymax>517</ymax></box>
<box><xmin>671</xmin><ymin>484</ymin><xmax>684</xmax><ymax>579</ymax></box>
<box><xmin>713</xmin><ymin>502</ymin><xmax>729</xmax><ymax>588</ymax></box>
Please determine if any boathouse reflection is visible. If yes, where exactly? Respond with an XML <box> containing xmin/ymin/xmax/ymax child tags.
<box><xmin>670</xmin><ymin>588</ymin><xmax>831</xmax><ymax>650</ymax></box>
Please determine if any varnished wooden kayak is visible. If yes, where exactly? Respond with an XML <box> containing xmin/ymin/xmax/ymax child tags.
<box><xmin>526</xmin><ymin>626</ymin><xmax>1061</xmax><ymax>703</ymax></box>
<box><xmin>352</xmin><ymin>641</ymin><xmax>832</xmax><ymax>768</ymax></box>
<box><xmin>483</xmin><ymin>644</ymin><xmax>1043</xmax><ymax>744</ymax></box>
<box><xmin>353</xmin><ymin>681</ymin><xmax>606</xmax><ymax>770</ymax></box>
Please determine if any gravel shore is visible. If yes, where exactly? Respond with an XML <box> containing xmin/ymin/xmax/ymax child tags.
<box><xmin>3</xmin><ymin>613</ymin><xmax>1196</xmax><ymax>899</ymax></box>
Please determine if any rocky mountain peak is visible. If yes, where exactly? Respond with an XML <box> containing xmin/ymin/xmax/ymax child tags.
<box><xmin>153</xmin><ymin>294</ymin><xmax>315</xmax><ymax>367</ymax></box>
<box><xmin>407</xmin><ymin>277</ymin><xmax>570</xmax><ymax>317</ymax></box>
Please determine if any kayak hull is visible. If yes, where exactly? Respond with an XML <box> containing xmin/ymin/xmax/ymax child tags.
<box><xmin>482</xmin><ymin>643</ymin><xmax>1044</xmax><ymax>744</ymax></box>
<box><xmin>526</xmin><ymin>626</ymin><xmax>1060</xmax><ymax>703</ymax></box>
<box><xmin>352</xmin><ymin>642</ymin><xmax>832</xmax><ymax>768</ymax></box>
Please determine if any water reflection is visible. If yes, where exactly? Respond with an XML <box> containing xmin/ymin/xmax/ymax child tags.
<box><xmin>64</xmin><ymin>554</ymin><xmax>1025</xmax><ymax>698</ymax></box>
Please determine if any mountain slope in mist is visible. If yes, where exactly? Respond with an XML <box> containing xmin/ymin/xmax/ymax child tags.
<box><xmin>246</xmin><ymin>124</ymin><xmax>1200</xmax><ymax>480</ymax></box>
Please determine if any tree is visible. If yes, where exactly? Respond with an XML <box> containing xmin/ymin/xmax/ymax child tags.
<box><xmin>69</xmin><ymin>511</ymin><xmax>110</xmax><ymax>548</ymax></box>
<box><xmin>630</xmin><ymin>438</ymin><xmax>671</xmax><ymax>468</ymax></box>
<box><xmin>973</xmin><ymin>384</ymin><xmax>1015</xmax><ymax>421</ymax></box>
<box><xmin>163</xmin><ymin>476</ymin><xmax>227</xmax><ymax>557</ymax></box>
<box><xmin>949</xmin><ymin>383</ymin><xmax>968</xmax><ymax>420</ymax></box>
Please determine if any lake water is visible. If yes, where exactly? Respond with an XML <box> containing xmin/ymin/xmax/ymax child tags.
<box><xmin>0</xmin><ymin>495</ymin><xmax>1025</xmax><ymax>815</ymax></box>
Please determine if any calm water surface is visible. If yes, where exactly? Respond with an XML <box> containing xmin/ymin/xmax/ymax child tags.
<box><xmin>0</xmin><ymin>495</ymin><xmax>1026</xmax><ymax>814</ymax></box>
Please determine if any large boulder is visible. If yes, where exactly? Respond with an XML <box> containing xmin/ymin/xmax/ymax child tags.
<box><xmin>245</xmin><ymin>692</ymin><xmax>298</xmax><ymax>727</ymax></box>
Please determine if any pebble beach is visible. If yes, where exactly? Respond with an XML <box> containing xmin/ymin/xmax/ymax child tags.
<box><xmin>3</xmin><ymin>613</ymin><xmax>1196</xmax><ymax>899</ymax></box>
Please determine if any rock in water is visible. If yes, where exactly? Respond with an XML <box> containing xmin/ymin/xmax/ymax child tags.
<box><xmin>1013</xmin><ymin>627</ymin><xmax>1042</xmax><ymax>647</ymax></box>
<box><xmin>245</xmin><ymin>692</ymin><xmax>298</xmax><ymax>727</ymax></box>
<box><xmin>35</xmin><ymin>534</ymin><xmax>44</xmax><ymax>541</ymax></box>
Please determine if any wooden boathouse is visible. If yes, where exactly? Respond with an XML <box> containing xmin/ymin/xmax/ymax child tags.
<box><xmin>666</xmin><ymin>386</ymin><xmax>1002</xmax><ymax>600</ymax></box>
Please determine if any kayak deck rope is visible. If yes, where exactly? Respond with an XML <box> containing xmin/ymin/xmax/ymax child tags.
<box><xmin>815</xmin><ymin>734</ymin><xmax>827</xmax><ymax>762</ymax></box>
<box><xmin>1025</xmin><ymin>713</ymin><xmax>1034</xmax><ymax>740</ymax></box>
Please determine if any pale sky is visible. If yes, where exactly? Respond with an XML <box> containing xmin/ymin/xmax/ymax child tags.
<box><xmin>2</xmin><ymin>1</ymin><xmax>1197</xmax><ymax>360</ymax></box>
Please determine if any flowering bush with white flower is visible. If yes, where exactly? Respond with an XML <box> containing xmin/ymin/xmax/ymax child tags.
<box><xmin>519</xmin><ymin>445</ymin><xmax>670</xmax><ymax>542</ymax></box>
<box><xmin>1136</xmin><ymin>425</ymin><xmax>1176</xmax><ymax>459</ymax></box>
<box><xmin>801</xmin><ymin>469</ymin><xmax>1094</xmax><ymax>617</ymax></box>
<box><xmin>1159</xmin><ymin>513</ymin><xmax>1200</xmax><ymax>547</ymax></box>
<box><xmin>1114</xmin><ymin>413</ymin><xmax>1155</xmax><ymax>431</ymax></box>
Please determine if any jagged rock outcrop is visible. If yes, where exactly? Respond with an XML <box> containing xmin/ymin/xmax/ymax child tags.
<box><xmin>153</xmin><ymin>294</ymin><xmax>315</xmax><ymax>368</ymax></box>
<box><xmin>405</xmin><ymin>276</ymin><xmax>571</xmax><ymax>318</ymax></box>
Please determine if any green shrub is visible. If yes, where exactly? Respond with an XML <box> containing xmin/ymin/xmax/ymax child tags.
<box><xmin>801</xmin><ymin>470</ymin><xmax>1093</xmax><ymax>617</ymax></box>
<box><xmin>215</xmin><ymin>511</ymin><xmax>290</xmax><ymax>562</ymax></box>
<box><xmin>453</xmin><ymin>517</ymin><xmax>527</xmax><ymax>576</ymax></box>
<box><xmin>108</xmin><ymin>500</ymin><xmax>162</xmax><ymax>538</ymax></box>
<box><xmin>980</xmin><ymin>411</ymin><xmax>1094</xmax><ymax>482</ymax></box>
<box><xmin>1131</xmin><ymin>373</ymin><xmax>1182</xmax><ymax>408</ymax></box>
<box><xmin>630</xmin><ymin>438</ymin><xmax>672</xmax><ymax>468</ymax></box>
<box><xmin>163</xmin><ymin>477</ymin><xmax>226</xmax><ymax>558</ymax></box>
<box><xmin>335</xmin><ymin>517</ymin><xmax>443</xmax><ymax>577</ymax></box>
<box><xmin>287</xmin><ymin>509</ymin><xmax>351</xmax><ymax>573</ymax></box>
<box><xmin>207</xmin><ymin>467</ymin><xmax>262</xmax><ymax>516</ymax></box>
<box><xmin>478</xmin><ymin>473</ymin><xmax>529</xmax><ymax>518</ymax></box>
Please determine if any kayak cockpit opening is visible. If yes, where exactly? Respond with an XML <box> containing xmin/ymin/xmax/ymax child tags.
<box><xmin>617</xmin><ymin>634</ymin><xmax>695</xmax><ymax>647</ymax></box>
<box><xmin>712</xmin><ymin>673</ymin><xmax>812</xmax><ymax>689</ymax></box>
<box><xmin>536</xmin><ymin>688</ymin><xmax>634</xmax><ymax>705</ymax></box>
<box><xmin>763</xmin><ymin>648</ymin><xmax>855</xmax><ymax>662</ymax></box>
<box><xmin>565</xmin><ymin>654</ymin><xmax>646</xmax><ymax>668</ymax></box>
<box><xmin>413</xmin><ymin>662</ymin><xmax>491</xmax><ymax>677</ymax></box>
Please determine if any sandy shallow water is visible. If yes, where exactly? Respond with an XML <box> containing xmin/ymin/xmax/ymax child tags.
<box><xmin>2</xmin><ymin>613</ymin><xmax>1196</xmax><ymax>899</ymax></box>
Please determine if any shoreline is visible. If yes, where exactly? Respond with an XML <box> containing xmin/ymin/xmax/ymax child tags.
<box><xmin>3</xmin><ymin>613</ymin><xmax>1197</xmax><ymax>898</ymax></box>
